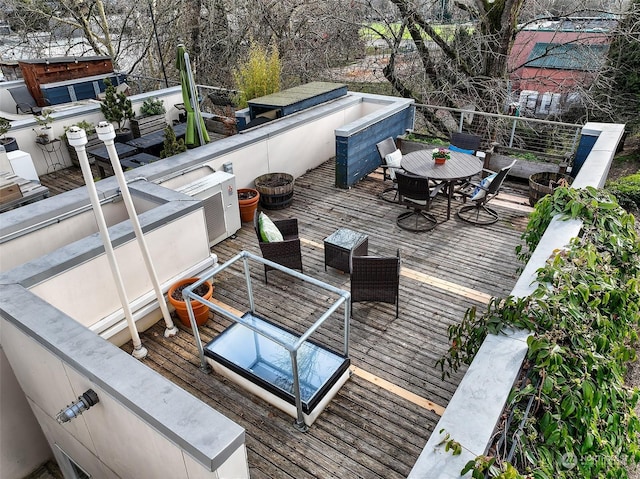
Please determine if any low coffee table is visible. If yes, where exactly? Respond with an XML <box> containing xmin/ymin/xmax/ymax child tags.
<box><xmin>324</xmin><ymin>228</ymin><xmax>368</xmax><ymax>273</ymax></box>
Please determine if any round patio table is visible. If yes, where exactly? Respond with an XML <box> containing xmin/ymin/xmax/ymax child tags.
<box><xmin>401</xmin><ymin>150</ymin><xmax>483</xmax><ymax>220</ymax></box>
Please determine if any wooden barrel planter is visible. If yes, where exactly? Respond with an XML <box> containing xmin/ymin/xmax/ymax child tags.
<box><xmin>254</xmin><ymin>173</ymin><xmax>295</xmax><ymax>210</ymax></box>
<box><xmin>528</xmin><ymin>172</ymin><xmax>573</xmax><ymax>206</ymax></box>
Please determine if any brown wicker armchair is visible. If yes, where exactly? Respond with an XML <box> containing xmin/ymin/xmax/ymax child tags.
<box><xmin>350</xmin><ymin>249</ymin><xmax>401</xmax><ymax>318</ymax></box>
<box><xmin>253</xmin><ymin>211</ymin><xmax>303</xmax><ymax>283</ymax></box>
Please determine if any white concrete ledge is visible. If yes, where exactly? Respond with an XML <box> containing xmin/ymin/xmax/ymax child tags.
<box><xmin>409</xmin><ymin>122</ymin><xmax>625</xmax><ymax>478</ymax></box>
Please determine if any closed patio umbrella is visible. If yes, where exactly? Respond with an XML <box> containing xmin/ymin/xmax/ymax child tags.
<box><xmin>176</xmin><ymin>44</ymin><xmax>209</xmax><ymax>148</ymax></box>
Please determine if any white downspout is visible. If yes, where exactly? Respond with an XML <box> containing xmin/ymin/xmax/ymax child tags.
<box><xmin>95</xmin><ymin>122</ymin><xmax>179</xmax><ymax>338</ymax></box>
<box><xmin>66</xmin><ymin>127</ymin><xmax>148</xmax><ymax>359</ymax></box>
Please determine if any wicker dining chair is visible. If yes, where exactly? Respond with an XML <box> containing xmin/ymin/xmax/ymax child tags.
<box><xmin>253</xmin><ymin>211</ymin><xmax>303</xmax><ymax>283</ymax></box>
<box><xmin>350</xmin><ymin>249</ymin><xmax>401</xmax><ymax>318</ymax></box>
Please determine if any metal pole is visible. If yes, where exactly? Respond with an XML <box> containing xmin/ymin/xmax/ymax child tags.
<box><xmin>289</xmin><ymin>350</ymin><xmax>308</xmax><ymax>432</ymax></box>
<box><xmin>66</xmin><ymin>127</ymin><xmax>147</xmax><ymax>360</ymax></box>
<box><xmin>149</xmin><ymin>0</ymin><xmax>169</xmax><ymax>88</ymax></box>
<box><xmin>95</xmin><ymin>122</ymin><xmax>179</xmax><ymax>338</ymax></box>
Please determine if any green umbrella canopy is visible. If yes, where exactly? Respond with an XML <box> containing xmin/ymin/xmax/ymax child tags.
<box><xmin>176</xmin><ymin>44</ymin><xmax>209</xmax><ymax>147</ymax></box>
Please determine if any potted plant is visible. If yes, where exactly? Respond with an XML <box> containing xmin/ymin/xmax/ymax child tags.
<box><xmin>159</xmin><ymin>125</ymin><xmax>187</xmax><ymax>158</ymax></box>
<box><xmin>100</xmin><ymin>78</ymin><xmax>134</xmax><ymax>142</ymax></box>
<box><xmin>237</xmin><ymin>188</ymin><xmax>260</xmax><ymax>222</ymax></box>
<box><xmin>62</xmin><ymin>120</ymin><xmax>100</xmax><ymax>166</ymax></box>
<box><xmin>432</xmin><ymin>147</ymin><xmax>450</xmax><ymax>165</ymax></box>
<box><xmin>0</xmin><ymin>117</ymin><xmax>19</xmax><ymax>152</ymax></box>
<box><xmin>167</xmin><ymin>277</ymin><xmax>213</xmax><ymax>328</ymax></box>
<box><xmin>130</xmin><ymin>97</ymin><xmax>167</xmax><ymax>137</ymax></box>
<box><xmin>34</xmin><ymin>109</ymin><xmax>55</xmax><ymax>144</ymax></box>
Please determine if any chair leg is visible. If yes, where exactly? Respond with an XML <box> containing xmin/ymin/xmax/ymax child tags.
<box><xmin>397</xmin><ymin>209</ymin><xmax>438</xmax><ymax>232</ymax></box>
<box><xmin>457</xmin><ymin>203</ymin><xmax>500</xmax><ymax>225</ymax></box>
<box><xmin>379</xmin><ymin>186</ymin><xmax>399</xmax><ymax>203</ymax></box>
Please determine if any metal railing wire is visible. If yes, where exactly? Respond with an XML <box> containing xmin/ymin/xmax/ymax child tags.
<box><xmin>413</xmin><ymin>103</ymin><xmax>583</xmax><ymax>161</ymax></box>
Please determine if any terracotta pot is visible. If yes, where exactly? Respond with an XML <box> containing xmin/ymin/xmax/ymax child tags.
<box><xmin>167</xmin><ymin>277</ymin><xmax>213</xmax><ymax>328</ymax></box>
<box><xmin>238</xmin><ymin>188</ymin><xmax>260</xmax><ymax>222</ymax></box>
<box><xmin>434</xmin><ymin>157</ymin><xmax>447</xmax><ymax>165</ymax></box>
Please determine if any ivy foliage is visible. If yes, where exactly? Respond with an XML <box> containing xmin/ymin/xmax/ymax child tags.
<box><xmin>437</xmin><ymin>186</ymin><xmax>640</xmax><ymax>478</ymax></box>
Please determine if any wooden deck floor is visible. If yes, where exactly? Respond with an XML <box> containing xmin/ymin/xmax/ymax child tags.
<box><xmin>43</xmin><ymin>160</ymin><xmax>533</xmax><ymax>478</ymax></box>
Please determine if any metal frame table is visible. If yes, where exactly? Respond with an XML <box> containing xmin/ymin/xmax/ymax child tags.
<box><xmin>36</xmin><ymin>139</ymin><xmax>65</xmax><ymax>173</ymax></box>
<box><xmin>324</xmin><ymin>228</ymin><xmax>369</xmax><ymax>273</ymax></box>
<box><xmin>401</xmin><ymin>150</ymin><xmax>483</xmax><ymax>220</ymax></box>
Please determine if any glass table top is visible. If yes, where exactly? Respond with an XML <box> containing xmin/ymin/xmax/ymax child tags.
<box><xmin>324</xmin><ymin>228</ymin><xmax>368</xmax><ymax>249</ymax></box>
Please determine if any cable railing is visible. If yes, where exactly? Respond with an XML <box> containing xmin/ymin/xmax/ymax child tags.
<box><xmin>413</xmin><ymin>103</ymin><xmax>583</xmax><ymax>161</ymax></box>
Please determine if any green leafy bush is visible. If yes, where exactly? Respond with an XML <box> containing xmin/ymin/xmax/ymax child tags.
<box><xmin>160</xmin><ymin>125</ymin><xmax>186</xmax><ymax>158</ymax></box>
<box><xmin>438</xmin><ymin>187</ymin><xmax>640</xmax><ymax>479</ymax></box>
<box><xmin>232</xmin><ymin>41</ymin><xmax>281</xmax><ymax>108</ymax></box>
<box><xmin>139</xmin><ymin>97</ymin><xmax>166</xmax><ymax>117</ymax></box>
<box><xmin>607</xmin><ymin>172</ymin><xmax>640</xmax><ymax>211</ymax></box>
<box><xmin>100</xmin><ymin>78</ymin><xmax>134</xmax><ymax>132</ymax></box>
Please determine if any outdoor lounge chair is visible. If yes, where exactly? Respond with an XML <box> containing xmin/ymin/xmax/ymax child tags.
<box><xmin>253</xmin><ymin>211</ymin><xmax>303</xmax><ymax>284</ymax></box>
<box><xmin>8</xmin><ymin>86</ymin><xmax>48</xmax><ymax>115</ymax></box>
<box><xmin>395</xmin><ymin>171</ymin><xmax>445</xmax><ymax>232</ymax></box>
<box><xmin>456</xmin><ymin>160</ymin><xmax>517</xmax><ymax>225</ymax></box>
<box><xmin>350</xmin><ymin>249</ymin><xmax>401</xmax><ymax>318</ymax></box>
<box><xmin>376</xmin><ymin>137</ymin><xmax>403</xmax><ymax>203</ymax></box>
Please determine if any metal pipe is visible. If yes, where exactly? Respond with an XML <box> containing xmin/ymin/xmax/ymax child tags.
<box><xmin>148</xmin><ymin>0</ymin><xmax>169</xmax><ymax>88</ymax></box>
<box><xmin>66</xmin><ymin>127</ymin><xmax>147</xmax><ymax>359</ymax></box>
<box><xmin>289</xmin><ymin>349</ymin><xmax>308</xmax><ymax>431</ymax></box>
<box><xmin>95</xmin><ymin>122</ymin><xmax>178</xmax><ymax>338</ymax></box>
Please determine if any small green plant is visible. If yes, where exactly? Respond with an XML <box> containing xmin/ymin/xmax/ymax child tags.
<box><xmin>0</xmin><ymin>117</ymin><xmax>11</xmax><ymax>138</ymax></box>
<box><xmin>405</xmin><ymin>132</ymin><xmax>448</xmax><ymax>145</ymax></box>
<box><xmin>100</xmin><ymin>78</ymin><xmax>134</xmax><ymax>132</ymax></box>
<box><xmin>160</xmin><ymin>125</ymin><xmax>186</xmax><ymax>158</ymax></box>
<box><xmin>62</xmin><ymin>120</ymin><xmax>96</xmax><ymax>139</ymax></box>
<box><xmin>139</xmin><ymin>97</ymin><xmax>166</xmax><ymax>117</ymax></box>
<box><xmin>34</xmin><ymin>108</ymin><xmax>53</xmax><ymax>127</ymax></box>
<box><xmin>233</xmin><ymin>40</ymin><xmax>281</xmax><ymax>108</ymax></box>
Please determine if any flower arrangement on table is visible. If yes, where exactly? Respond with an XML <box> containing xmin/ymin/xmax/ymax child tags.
<box><xmin>432</xmin><ymin>147</ymin><xmax>450</xmax><ymax>164</ymax></box>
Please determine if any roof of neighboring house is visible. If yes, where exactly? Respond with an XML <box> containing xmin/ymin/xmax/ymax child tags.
<box><xmin>526</xmin><ymin>42</ymin><xmax>609</xmax><ymax>71</ymax></box>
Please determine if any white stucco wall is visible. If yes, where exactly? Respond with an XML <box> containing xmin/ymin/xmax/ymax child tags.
<box><xmin>1</xmin><ymin>316</ymin><xmax>248</xmax><ymax>479</ymax></box>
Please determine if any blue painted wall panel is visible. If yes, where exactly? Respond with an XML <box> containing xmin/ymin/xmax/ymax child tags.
<box><xmin>335</xmin><ymin>105</ymin><xmax>414</xmax><ymax>188</ymax></box>
<box><xmin>42</xmin><ymin>73</ymin><xmax>126</xmax><ymax>106</ymax></box>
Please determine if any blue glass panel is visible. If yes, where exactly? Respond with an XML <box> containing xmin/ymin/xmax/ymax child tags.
<box><xmin>204</xmin><ymin>312</ymin><xmax>349</xmax><ymax>413</ymax></box>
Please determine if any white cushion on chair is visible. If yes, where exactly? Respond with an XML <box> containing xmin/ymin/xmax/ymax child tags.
<box><xmin>385</xmin><ymin>149</ymin><xmax>403</xmax><ymax>180</ymax></box>
<box><xmin>470</xmin><ymin>172</ymin><xmax>497</xmax><ymax>201</ymax></box>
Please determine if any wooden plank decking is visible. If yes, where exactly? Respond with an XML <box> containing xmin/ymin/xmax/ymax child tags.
<box><xmin>42</xmin><ymin>160</ymin><xmax>533</xmax><ymax>478</ymax></box>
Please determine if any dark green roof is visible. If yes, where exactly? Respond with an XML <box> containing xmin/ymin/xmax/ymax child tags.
<box><xmin>526</xmin><ymin>43</ymin><xmax>608</xmax><ymax>71</ymax></box>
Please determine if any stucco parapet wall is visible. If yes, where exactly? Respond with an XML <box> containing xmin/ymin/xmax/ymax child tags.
<box><xmin>114</xmin><ymin>92</ymin><xmax>368</xmax><ymax>184</ymax></box>
<box><xmin>0</xmin><ymin>181</ymin><xmax>200</xmax><ymax>287</ymax></box>
<box><xmin>0</xmin><ymin>173</ymin><xmax>132</xmax><ymax>240</ymax></box>
<box><xmin>335</xmin><ymin>93</ymin><xmax>415</xmax><ymax>137</ymax></box>
<box><xmin>0</xmin><ymin>283</ymin><xmax>245</xmax><ymax>471</ymax></box>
